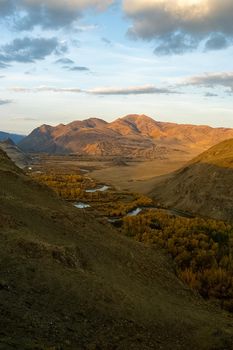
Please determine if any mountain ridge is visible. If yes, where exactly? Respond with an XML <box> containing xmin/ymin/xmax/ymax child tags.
<box><xmin>150</xmin><ymin>138</ymin><xmax>233</xmax><ymax>222</ymax></box>
<box><xmin>0</xmin><ymin>138</ymin><xmax>32</xmax><ymax>168</ymax></box>
<box><xmin>0</xmin><ymin>131</ymin><xmax>25</xmax><ymax>144</ymax></box>
<box><xmin>19</xmin><ymin>114</ymin><xmax>233</xmax><ymax>158</ymax></box>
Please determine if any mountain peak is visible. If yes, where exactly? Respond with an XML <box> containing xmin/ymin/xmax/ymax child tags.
<box><xmin>39</xmin><ymin>124</ymin><xmax>53</xmax><ymax>132</ymax></box>
<box><xmin>121</xmin><ymin>114</ymin><xmax>156</xmax><ymax>122</ymax></box>
<box><xmin>68</xmin><ymin>117</ymin><xmax>107</xmax><ymax>129</ymax></box>
<box><xmin>114</xmin><ymin>114</ymin><xmax>162</xmax><ymax>137</ymax></box>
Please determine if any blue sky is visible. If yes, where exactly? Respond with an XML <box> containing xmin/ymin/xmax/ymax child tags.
<box><xmin>0</xmin><ymin>0</ymin><xmax>233</xmax><ymax>134</ymax></box>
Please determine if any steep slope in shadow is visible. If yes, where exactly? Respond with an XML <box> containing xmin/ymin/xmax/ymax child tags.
<box><xmin>0</xmin><ymin>138</ymin><xmax>32</xmax><ymax>168</ymax></box>
<box><xmin>0</xmin><ymin>149</ymin><xmax>233</xmax><ymax>349</ymax></box>
<box><xmin>0</xmin><ymin>131</ymin><xmax>25</xmax><ymax>143</ymax></box>
<box><xmin>150</xmin><ymin>139</ymin><xmax>233</xmax><ymax>222</ymax></box>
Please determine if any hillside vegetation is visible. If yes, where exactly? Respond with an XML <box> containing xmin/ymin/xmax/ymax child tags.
<box><xmin>1</xmin><ymin>149</ymin><xmax>233</xmax><ymax>349</ymax></box>
<box><xmin>31</xmin><ymin>169</ymin><xmax>233</xmax><ymax>313</ymax></box>
<box><xmin>151</xmin><ymin>138</ymin><xmax>233</xmax><ymax>223</ymax></box>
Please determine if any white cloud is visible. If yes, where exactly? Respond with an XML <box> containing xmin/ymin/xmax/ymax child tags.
<box><xmin>10</xmin><ymin>86</ymin><xmax>83</xmax><ymax>93</ymax></box>
<box><xmin>123</xmin><ymin>0</ymin><xmax>233</xmax><ymax>54</ymax></box>
<box><xmin>0</xmin><ymin>0</ymin><xmax>114</xmax><ymax>30</ymax></box>
<box><xmin>185</xmin><ymin>72</ymin><xmax>233</xmax><ymax>92</ymax></box>
<box><xmin>88</xmin><ymin>84</ymin><xmax>177</xmax><ymax>95</ymax></box>
<box><xmin>0</xmin><ymin>37</ymin><xmax>66</xmax><ymax>64</ymax></box>
<box><xmin>10</xmin><ymin>84</ymin><xmax>178</xmax><ymax>95</ymax></box>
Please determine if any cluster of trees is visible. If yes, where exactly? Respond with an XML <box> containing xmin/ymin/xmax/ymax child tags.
<box><xmin>32</xmin><ymin>173</ymin><xmax>95</xmax><ymax>200</ymax></box>
<box><xmin>32</xmin><ymin>173</ymin><xmax>153</xmax><ymax>217</ymax></box>
<box><xmin>107</xmin><ymin>195</ymin><xmax>153</xmax><ymax>217</ymax></box>
<box><xmin>122</xmin><ymin>211</ymin><xmax>233</xmax><ymax>312</ymax></box>
<box><xmin>32</xmin><ymin>172</ymin><xmax>233</xmax><ymax>312</ymax></box>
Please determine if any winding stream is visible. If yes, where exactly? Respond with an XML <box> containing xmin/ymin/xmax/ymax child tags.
<box><xmin>74</xmin><ymin>202</ymin><xmax>91</xmax><ymax>209</ymax></box>
<box><xmin>127</xmin><ymin>208</ymin><xmax>143</xmax><ymax>216</ymax></box>
<box><xmin>108</xmin><ymin>206</ymin><xmax>193</xmax><ymax>224</ymax></box>
<box><xmin>73</xmin><ymin>182</ymin><xmax>193</xmax><ymax>220</ymax></box>
<box><xmin>85</xmin><ymin>185</ymin><xmax>110</xmax><ymax>193</ymax></box>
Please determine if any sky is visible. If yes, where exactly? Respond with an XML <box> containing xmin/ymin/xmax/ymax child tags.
<box><xmin>0</xmin><ymin>0</ymin><xmax>233</xmax><ymax>134</ymax></box>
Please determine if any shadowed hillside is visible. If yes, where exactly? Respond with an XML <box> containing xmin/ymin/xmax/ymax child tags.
<box><xmin>1</xmin><ymin>149</ymin><xmax>233</xmax><ymax>349</ymax></box>
<box><xmin>0</xmin><ymin>131</ymin><xmax>25</xmax><ymax>143</ymax></box>
<box><xmin>0</xmin><ymin>138</ymin><xmax>32</xmax><ymax>168</ymax></box>
<box><xmin>18</xmin><ymin>114</ymin><xmax>233</xmax><ymax>159</ymax></box>
<box><xmin>150</xmin><ymin>139</ymin><xmax>233</xmax><ymax>222</ymax></box>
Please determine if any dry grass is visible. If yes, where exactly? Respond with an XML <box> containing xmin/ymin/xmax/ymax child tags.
<box><xmin>1</xmin><ymin>149</ymin><xmax>233</xmax><ymax>349</ymax></box>
<box><xmin>151</xmin><ymin>139</ymin><xmax>233</xmax><ymax>222</ymax></box>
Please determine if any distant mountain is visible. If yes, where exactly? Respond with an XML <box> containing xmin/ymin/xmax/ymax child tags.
<box><xmin>0</xmin><ymin>131</ymin><xmax>25</xmax><ymax>144</ymax></box>
<box><xmin>19</xmin><ymin>114</ymin><xmax>233</xmax><ymax>159</ymax></box>
<box><xmin>150</xmin><ymin>138</ymin><xmax>233</xmax><ymax>222</ymax></box>
<box><xmin>0</xmin><ymin>138</ymin><xmax>32</xmax><ymax>168</ymax></box>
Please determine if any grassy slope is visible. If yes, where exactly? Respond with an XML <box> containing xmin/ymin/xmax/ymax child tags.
<box><xmin>191</xmin><ymin>138</ymin><xmax>233</xmax><ymax>168</ymax></box>
<box><xmin>150</xmin><ymin>139</ymin><xmax>233</xmax><ymax>222</ymax></box>
<box><xmin>0</xmin><ymin>149</ymin><xmax>233</xmax><ymax>349</ymax></box>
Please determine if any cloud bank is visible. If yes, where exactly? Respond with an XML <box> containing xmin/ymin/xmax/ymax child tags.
<box><xmin>1</xmin><ymin>0</ymin><xmax>232</xmax><ymax>56</ymax></box>
<box><xmin>123</xmin><ymin>0</ymin><xmax>233</xmax><ymax>54</ymax></box>
<box><xmin>185</xmin><ymin>72</ymin><xmax>233</xmax><ymax>92</ymax></box>
<box><xmin>10</xmin><ymin>84</ymin><xmax>178</xmax><ymax>95</ymax></box>
<box><xmin>0</xmin><ymin>37</ymin><xmax>66</xmax><ymax>64</ymax></box>
<box><xmin>88</xmin><ymin>85</ymin><xmax>177</xmax><ymax>95</ymax></box>
<box><xmin>11</xmin><ymin>86</ymin><xmax>83</xmax><ymax>93</ymax></box>
<box><xmin>0</xmin><ymin>0</ymin><xmax>114</xmax><ymax>30</ymax></box>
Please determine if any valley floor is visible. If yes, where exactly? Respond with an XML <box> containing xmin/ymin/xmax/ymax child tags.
<box><xmin>30</xmin><ymin>153</ymin><xmax>192</xmax><ymax>194</ymax></box>
<box><xmin>1</xmin><ymin>151</ymin><xmax>233</xmax><ymax>349</ymax></box>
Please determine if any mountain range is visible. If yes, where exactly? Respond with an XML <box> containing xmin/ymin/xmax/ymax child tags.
<box><xmin>151</xmin><ymin>138</ymin><xmax>233</xmax><ymax>222</ymax></box>
<box><xmin>0</xmin><ymin>131</ymin><xmax>25</xmax><ymax>144</ymax></box>
<box><xmin>19</xmin><ymin>114</ymin><xmax>233</xmax><ymax>159</ymax></box>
